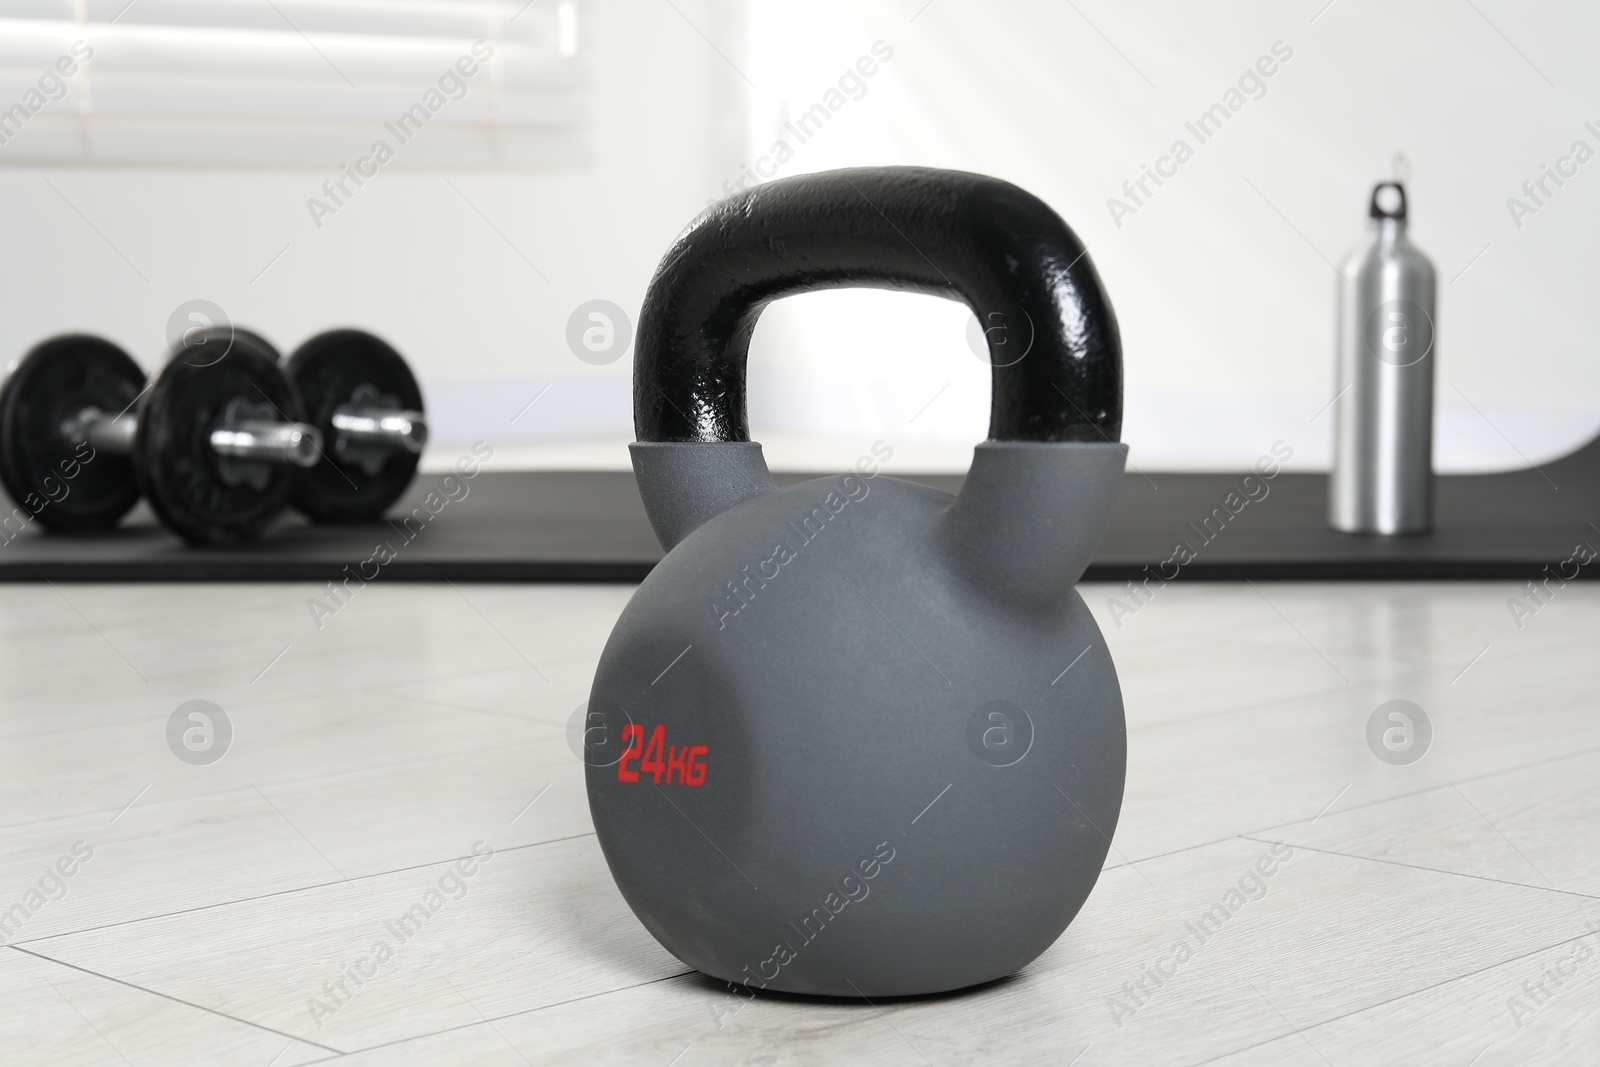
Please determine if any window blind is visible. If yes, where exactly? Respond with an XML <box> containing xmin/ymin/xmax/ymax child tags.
<box><xmin>0</xmin><ymin>0</ymin><xmax>588</xmax><ymax>168</ymax></box>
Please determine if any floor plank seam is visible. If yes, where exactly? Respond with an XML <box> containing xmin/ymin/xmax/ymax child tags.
<box><xmin>13</xmin><ymin>832</ymin><xmax>599</xmax><ymax>949</ymax></box>
<box><xmin>1123</xmin><ymin>661</ymin><xmax>1446</xmax><ymax>735</ymax></box>
<box><xmin>370</xmin><ymin>686</ymin><xmax>573</xmax><ymax>728</ymax></box>
<box><xmin>0</xmin><ymin>655</ymin><xmax>571</xmax><ymax>748</ymax></box>
<box><xmin>1188</xmin><ymin>925</ymin><xmax>1600</xmax><ymax>1066</ymax></box>
<box><xmin>332</xmin><ymin>969</ymin><xmax>700</xmax><ymax>1058</ymax></box>
<box><xmin>1101</xmin><ymin>738</ymin><xmax>1600</xmax><ymax>874</ymax></box>
<box><xmin>1122</xmin><ymin>635</ymin><xmax>1598</xmax><ymax>737</ymax></box>
<box><xmin>0</xmin><ymin>736</ymin><xmax>572</xmax><ymax>835</ymax></box>
<box><xmin>6</xmin><ymin>944</ymin><xmax>345</xmax><ymax>1056</ymax></box>
<box><xmin>1238</xmin><ymin>836</ymin><xmax>1600</xmax><ymax>902</ymax></box>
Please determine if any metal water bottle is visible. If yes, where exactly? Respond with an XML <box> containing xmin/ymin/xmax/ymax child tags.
<box><xmin>1329</xmin><ymin>181</ymin><xmax>1436</xmax><ymax>535</ymax></box>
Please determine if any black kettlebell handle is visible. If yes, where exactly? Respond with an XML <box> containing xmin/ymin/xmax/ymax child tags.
<box><xmin>634</xmin><ymin>167</ymin><xmax>1122</xmax><ymax>443</ymax></box>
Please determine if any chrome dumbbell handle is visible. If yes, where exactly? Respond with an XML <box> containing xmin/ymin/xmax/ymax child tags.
<box><xmin>62</xmin><ymin>405</ymin><xmax>322</xmax><ymax>468</ymax></box>
<box><xmin>61</xmin><ymin>407</ymin><xmax>138</xmax><ymax>455</ymax></box>
<box><xmin>331</xmin><ymin>404</ymin><xmax>427</xmax><ymax>455</ymax></box>
<box><xmin>210</xmin><ymin>420</ymin><xmax>322</xmax><ymax>468</ymax></box>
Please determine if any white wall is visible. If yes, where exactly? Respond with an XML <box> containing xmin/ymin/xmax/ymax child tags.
<box><xmin>0</xmin><ymin>0</ymin><xmax>747</xmax><ymax>463</ymax></box>
<box><xmin>3</xmin><ymin>0</ymin><xmax>1596</xmax><ymax>474</ymax></box>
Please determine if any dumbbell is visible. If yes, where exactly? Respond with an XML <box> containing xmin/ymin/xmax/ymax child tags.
<box><xmin>283</xmin><ymin>329</ymin><xmax>427</xmax><ymax>523</ymax></box>
<box><xmin>1</xmin><ymin>330</ymin><xmax>324</xmax><ymax>543</ymax></box>
<box><xmin>0</xmin><ymin>334</ymin><xmax>144</xmax><ymax>532</ymax></box>
<box><xmin>0</xmin><ymin>328</ymin><xmax>427</xmax><ymax>543</ymax></box>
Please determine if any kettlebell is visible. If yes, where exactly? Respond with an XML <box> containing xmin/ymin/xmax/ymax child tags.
<box><xmin>586</xmin><ymin>166</ymin><xmax>1128</xmax><ymax>998</ymax></box>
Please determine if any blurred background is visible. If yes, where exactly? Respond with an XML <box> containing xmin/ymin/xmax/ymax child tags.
<box><xmin>0</xmin><ymin>0</ymin><xmax>1594</xmax><ymax>474</ymax></box>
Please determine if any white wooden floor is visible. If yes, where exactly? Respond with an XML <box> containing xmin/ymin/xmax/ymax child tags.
<box><xmin>1</xmin><ymin>579</ymin><xmax>1596</xmax><ymax>1065</ymax></box>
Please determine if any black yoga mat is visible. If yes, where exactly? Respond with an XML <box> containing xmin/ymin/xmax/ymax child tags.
<box><xmin>1</xmin><ymin>436</ymin><xmax>1595</xmax><ymax>582</ymax></box>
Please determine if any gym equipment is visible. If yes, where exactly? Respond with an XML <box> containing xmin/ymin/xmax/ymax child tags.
<box><xmin>585</xmin><ymin>167</ymin><xmax>1128</xmax><ymax>997</ymax></box>
<box><xmin>286</xmin><ymin>329</ymin><xmax>427</xmax><ymax>523</ymax></box>
<box><xmin>0</xmin><ymin>335</ymin><xmax>146</xmax><ymax>530</ymax></box>
<box><xmin>133</xmin><ymin>327</ymin><xmax>323</xmax><ymax>544</ymax></box>
<box><xmin>1</xmin><ymin>327</ymin><xmax>428</xmax><ymax>543</ymax></box>
<box><xmin>0</xmin><ymin>330</ymin><xmax>324</xmax><ymax>544</ymax></box>
<box><xmin>1330</xmin><ymin>180</ymin><xmax>1437</xmax><ymax>535</ymax></box>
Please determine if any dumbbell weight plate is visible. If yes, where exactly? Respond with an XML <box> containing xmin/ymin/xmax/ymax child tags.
<box><xmin>0</xmin><ymin>335</ymin><xmax>144</xmax><ymax>531</ymax></box>
<box><xmin>287</xmin><ymin>329</ymin><xmax>424</xmax><ymax>523</ymax></box>
<box><xmin>134</xmin><ymin>328</ymin><xmax>308</xmax><ymax>545</ymax></box>
<box><xmin>165</xmin><ymin>322</ymin><xmax>276</xmax><ymax>370</ymax></box>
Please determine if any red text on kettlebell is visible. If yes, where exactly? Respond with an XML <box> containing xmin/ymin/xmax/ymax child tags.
<box><xmin>618</xmin><ymin>724</ymin><xmax>709</xmax><ymax>786</ymax></box>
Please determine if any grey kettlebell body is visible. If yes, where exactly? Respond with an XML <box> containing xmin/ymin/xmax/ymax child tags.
<box><xmin>587</xmin><ymin>167</ymin><xmax>1128</xmax><ymax>998</ymax></box>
